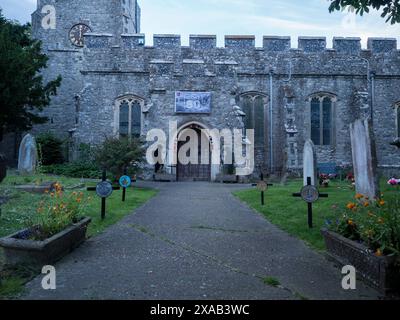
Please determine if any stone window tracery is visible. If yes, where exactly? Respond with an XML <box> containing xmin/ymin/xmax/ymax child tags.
<box><xmin>309</xmin><ymin>93</ymin><xmax>336</xmax><ymax>146</ymax></box>
<box><xmin>115</xmin><ymin>95</ymin><xmax>143</xmax><ymax>138</ymax></box>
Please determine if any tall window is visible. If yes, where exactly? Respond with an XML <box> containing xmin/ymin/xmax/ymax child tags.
<box><xmin>115</xmin><ymin>96</ymin><xmax>143</xmax><ymax>138</ymax></box>
<box><xmin>240</xmin><ymin>93</ymin><xmax>267</xmax><ymax>145</ymax></box>
<box><xmin>310</xmin><ymin>95</ymin><xmax>334</xmax><ymax>146</ymax></box>
<box><xmin>396</xmin><ymin>103</ymin><xmax>400</xmax><ymax>138</ymax></box>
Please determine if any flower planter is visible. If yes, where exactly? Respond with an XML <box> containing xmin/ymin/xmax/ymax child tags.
<box><xmin>0</xmin><ymin>217</ymin><xmax>91</xmax><ymax>268</ymax></box>
<box><xmin>321</xmin><ymin>228</ymin><xmax>400</xmax><ymax>295</ymax></box>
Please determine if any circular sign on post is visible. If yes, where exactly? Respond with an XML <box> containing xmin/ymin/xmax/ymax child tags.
<box><xmin>300</xmin><ymin>185</ymin><xmax>319</xmax><ymax>203</ymax></box>
<box><xmin>257</xmin><ymin>181</ymin><xmax>268</xmax><ymax>192</ymax></box>
<box><xmin>96</xmin><ymin>181</ymin><xmax>113</xmax><ymax>198</ymax></box>
<box><xmin>119</xmin><ymin>175</ymin><xmax>132</xmax><ymax>188</ymax></box>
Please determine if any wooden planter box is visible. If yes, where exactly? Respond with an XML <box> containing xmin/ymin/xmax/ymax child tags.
<box><xmin>321</xmin><ymin>228</ymin><xmax>400</xmax><ymax>295</ymax></box>
<box><xmin>0</xmin><ymin>217</ymin><xmax>91</xmax><ymax>268</ymax></box>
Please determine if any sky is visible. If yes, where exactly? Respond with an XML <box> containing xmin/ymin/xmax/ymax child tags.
<box><xmin>0</xmin><ymin>0</ymin><xmax>399</xmax><ymax>48</ymax></box>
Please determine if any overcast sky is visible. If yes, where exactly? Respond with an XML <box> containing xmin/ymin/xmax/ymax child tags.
<box><xmin>1</xmin><ymin>0</ymin><xmax>399</xmax><ymax>48</ymax></box>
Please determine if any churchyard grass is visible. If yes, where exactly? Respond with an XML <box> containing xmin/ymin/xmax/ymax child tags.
<box><xmin>0</xmin><ymin>171</ymin><xmax>157</xmax><ymax>298</ymax></box>
<box><xmin>234</xmin><ymin>179</ymin><xmax>395</xmax><ymax>251</ymax></box>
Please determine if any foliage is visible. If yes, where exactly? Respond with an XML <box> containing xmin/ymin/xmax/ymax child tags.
<box><xmin>36</xmin><ymin>132</ymin><xmax>65</xmax><ymax>165</ymax></box>
<box><xmin>41</xmin><ymin>162</ymin><xmax>102</xmax><ymax>179</ymax></box>
<box><xmin>0</xmin><ymin>11</ymin><xmax>61</xmax><ymax>140</ymax></box>
<box><xmin>94</xmin><ymin>136</ymin><xmax>145</xmax><ymax>178</ymax></box>
<box><xmin>27</xmin><ymin>183</ymin><xmax>89</xmax><ymax>240</ymax></box>
<box><xmin>76</xmin><ymin>143</ymin><xmax>96</xmax><ymax>163</ymax></box>
<box><xmin>328</xmin><ymin>0</ymin><xmax>400</xmax><ymax>24</ymax></box>
<box><xmin>328</xmin><ymin>189</ymin><xmax>400</xmax><ymax>256</ymax></box>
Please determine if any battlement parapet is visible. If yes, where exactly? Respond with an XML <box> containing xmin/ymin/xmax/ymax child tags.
<box><xmin>83</xmin><ymin>34</ymin><xmax>400</xmax><ymax>54</ymax></box>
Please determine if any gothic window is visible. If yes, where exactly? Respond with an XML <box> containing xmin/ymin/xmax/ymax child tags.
<box><xmin>115</xmin><ymin>96</ymin><xmax>143</xmax><ymax>138</ymax></box>
<box><xmin>309</xmin><ymin>94</ymin><xmax>335</xmax><ymax>146</ymax></box>
<box><xmin>396</xmin><ymin>103</ymin><xmax>400</xmax><ymax>138</ymax></box>
<box><xmin>240</xmin><ymin>93</ymin><xmax>267</xmax><ymax>145</ymax></box>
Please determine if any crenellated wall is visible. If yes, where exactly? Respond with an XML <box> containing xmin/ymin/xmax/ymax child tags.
<box><xmin>28</xmin><ymin>1</ymin><xmax>400</xmax><ymax>177</ymax></box>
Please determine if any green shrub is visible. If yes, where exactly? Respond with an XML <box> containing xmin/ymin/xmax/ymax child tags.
<box><xmin>94</xmin><ymin>136</ymin><xmax>145</xmax><ymax>178</ymax></box>
<box><xmin>37</xmin><ymin>132</ymin><xmax>65</xmax><ymax>165</ymax></box>
<box><xmin>42</xmin><ymin>162</ymin><xmax>102</xmax><ymax>179</ymax></box>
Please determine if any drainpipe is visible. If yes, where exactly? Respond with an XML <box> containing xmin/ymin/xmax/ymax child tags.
<box><xmin>269</xmin><ymin>69</ymin><xmax>274</xmax><ymax>173</ymax></box>
<box><xmin>370</xmin><ymin>71</ymin><xmax>376</xmax><ymax>123</ymax></box>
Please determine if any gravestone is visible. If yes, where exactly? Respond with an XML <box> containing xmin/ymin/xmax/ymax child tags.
<box><xmin>18</xmin><ymin>134</ymin><xmax>37</xmax><ymax>175</ymax></box>
<box><xmin>350</xmin><ymin>119</ymin><xmax>380</xmax><ymax>199</ymax></box>
<box><xmin>0</xmin><ymin>153</ymin><xmax>6</xmax><ymax>183</ymax></box>
<box><xmin>303</xmin><ymin>140</ymin><xmax>317</xmax><ymax>186</ymax></box>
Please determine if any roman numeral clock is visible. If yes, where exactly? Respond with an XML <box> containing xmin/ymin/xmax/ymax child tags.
<box><xmin>69</xmin><ymin>23</ymin><xmax>92</xmax><ymax>47</ymax></box>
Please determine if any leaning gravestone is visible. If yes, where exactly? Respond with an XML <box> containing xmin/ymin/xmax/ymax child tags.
<box><xmin>18</xmin><ymin>134</ymin><xmax>38</xmax><ymax>175</ymax></box>
<box><xmin>350</xmin><ymin>119</ymin><xmax>380</xmax><ymax>199</ymax></box>
<box><xmin>0</xmin><ymin>153</ymin><xmax>6</xmax><ymax>183</ymax></box>
<box><xmin>303</xmin><ymin>139</ymin><xmax>318</xmax><ymax>186</ymax></box>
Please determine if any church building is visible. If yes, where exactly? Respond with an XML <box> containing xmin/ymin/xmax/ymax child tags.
<box><xmin>10</xmin><ymin>0</ymin><xmax>400</xmax><ymax>180</ymax></box>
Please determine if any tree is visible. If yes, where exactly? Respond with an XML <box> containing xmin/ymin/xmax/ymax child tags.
<box><xmin>94</xmin><ymin>137</ymin><xmax>145</xmax><ymax>178</ymax></box>
<box><xmin>0</xmin><ymin>10</ymin><xmax>61</xmax><ymax>141</ymax></box>
<box><xmin>328</xmin><ymin>0</ymin><xmax>400</xmax><ymax>24</ymax></box>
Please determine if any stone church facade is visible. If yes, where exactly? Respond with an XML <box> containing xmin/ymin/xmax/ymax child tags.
<box><xmin>19</xmin><ymin>0</ymin><xmax>400</xmax><ymax>180</ymax></box>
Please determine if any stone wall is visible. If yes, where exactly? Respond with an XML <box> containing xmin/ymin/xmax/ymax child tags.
<box><xmin>28</xmin><ymin>1</ymin><xmax>400</xmax><ymax>178</ymax></box>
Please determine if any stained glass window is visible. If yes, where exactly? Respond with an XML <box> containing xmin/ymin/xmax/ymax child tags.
<box><xmin>311</xmin><ymin>98</ymin><xmax>320</xmax><ymax>145</ymax></box>
<box><xmin>322</xmin><ymin>98</ymin><xmax>332</xmax><ymax>145</ymax></box>
<box><xmin>254</xmin><ymin>96</ymin><xmax>265</xmax><ymax>145</ymax></box>
<box><xmin>131</xmin><ymin>101</ymin><xmax>141</xmax><ymax>137</ymax></box>
<box><xmin>119</xmin><ymin>102</ymin><xmax>129</xmax><ymax>137</ymax></box>
<box><xmin>310</xmin><ymin>96</ymin><xmax>333</xmax><ymax>146</ymax></box>
<box><xmin>118</xmin><ymin>99</ymin><xmax>142</xmax><ymax>138</ymax></box>
<box><xmin>397</xmin><ymin>105</ymin><xmax>400</xmax><ymax>138</ymax></box>
<box><xmin>240</xmin><ymin>94</ymin><xmax>266</xmax><ymax>146</ymax></box>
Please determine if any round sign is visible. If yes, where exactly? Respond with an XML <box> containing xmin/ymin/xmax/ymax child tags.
<box><xmin>257</xmin><ymin>181</ymin><xmax>268</xmax><ymax>192</ymax></box>
<box><xmin>300</xmin><ymin>185</ymin><xmax>319</xmax><ymax>203</ymax></box>
<box><xmin>119</xmin><ymin>175</ymin><xmax>132</xmax><ymax>188</ymax></box>
<box><xmin>96</xmin><ymin>181</ymin><xmax>113</xmax><ymax>198</ymax></box>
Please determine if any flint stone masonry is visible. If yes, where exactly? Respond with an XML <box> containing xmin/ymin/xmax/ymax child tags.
<box><xmin>29</xmin><ymin>1</ymin><xmax>400</xmax><ymax>180</ymax></box>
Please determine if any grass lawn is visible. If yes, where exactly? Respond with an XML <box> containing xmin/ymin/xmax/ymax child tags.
<box><xmin>233</xmin><ymin>179</ymin><xmax>395</xmax><ymax>252</ymax></box>
<box><xmin>0</xmin><ymin>171</ymin><xmax>157</xmax><ymax>298</ymax></box>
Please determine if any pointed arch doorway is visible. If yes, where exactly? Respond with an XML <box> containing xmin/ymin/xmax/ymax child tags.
<box><xmin>176</xmin><ymin>123</ymin><xmax>211</xmax><ymax>182</ymax></box>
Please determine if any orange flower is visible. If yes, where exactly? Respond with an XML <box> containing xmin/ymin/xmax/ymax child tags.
<box><xmin>379</xmin><ymin>200</ymin><xmax>385</xmax><ymax>206</ymax></box>
<box><xmin>348</xmin><ymin>219</ymin><xmax>355</xmax><ymax>226</ymax></box>
<box><xmin>355</xmin><ymin>193</ymin><xmax>364</xmax><ymax>200</ymax></box>
<box><xmin>76</xmin><ymin>198</ymin><xmax>82</xmax><ymax>203</ymax></box>
<box><xmin>375</xmin><ymin>249</ymin><xmax>383</xmax><ymax>257</ymax></box>
<box><xmin>363</xmin><ymin>201</ymin><xmax>370</xmax><ymax>208</ymax></box>
<box><xmin>347</xmin><ymin>202</ymin><xmax>357</xmax><ymax>210</ymax></box>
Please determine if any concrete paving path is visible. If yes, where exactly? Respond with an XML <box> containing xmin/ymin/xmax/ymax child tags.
<box><xmin>24</xmin><ymin>182</ymin><xmax>379</xmax><ymax>300</ymax></box>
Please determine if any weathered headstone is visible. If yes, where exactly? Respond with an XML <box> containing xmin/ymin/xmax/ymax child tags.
<box><xmin>0</xmin><ymin>153</ymin><xmax>6</xmax><ymax>183</ymax></box>
<box><xmin>18</xmin><ymin>134</ymin><xmax>37</xmax><ymax>175</ymax></box>
<box><xmin>303</xmin><ymin>139</ymin><xmax>317</xmax><ymax>186</ymax></box>
<box><xmin>350</xmin><ymin>119</ymin><xmax>380</xmax><ymax>199</ymax></box>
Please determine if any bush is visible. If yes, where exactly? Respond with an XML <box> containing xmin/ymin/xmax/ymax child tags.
<box><xmin>41</xmin><ymin>162</ymin><xmax>102</xmax><ymax>179</ymax></box>
<box><xmin>37</xmin><ymin>132</ymin><xmax>65</xmax><ymax>165</ymax></box>
<box><xmin>94</xmin><ymin>137</ymin><xmax>145</xmax><ymax>178</ymax></box>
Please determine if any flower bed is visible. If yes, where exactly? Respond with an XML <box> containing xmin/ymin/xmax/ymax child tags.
<box><xmin>325</xmin><ymin>189</ymin><xmax>400</xmax><ymax>294</ymax></box>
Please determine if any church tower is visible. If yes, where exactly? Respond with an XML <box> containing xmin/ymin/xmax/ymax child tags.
<box><xmin>32</xmin><ymin>0</ymin><xmax>141</xmax><ymax>49</ymax></box>
<box><xmin>29</xmin><ymin>0</ymin><xmax>141</xmax><ymax>142</ymax></box>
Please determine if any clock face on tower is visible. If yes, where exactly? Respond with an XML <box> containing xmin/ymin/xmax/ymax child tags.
<box><xmin>69</xmin><ymin>24</ymin><xmax>92</xmax><ymax>47</ymax></box>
